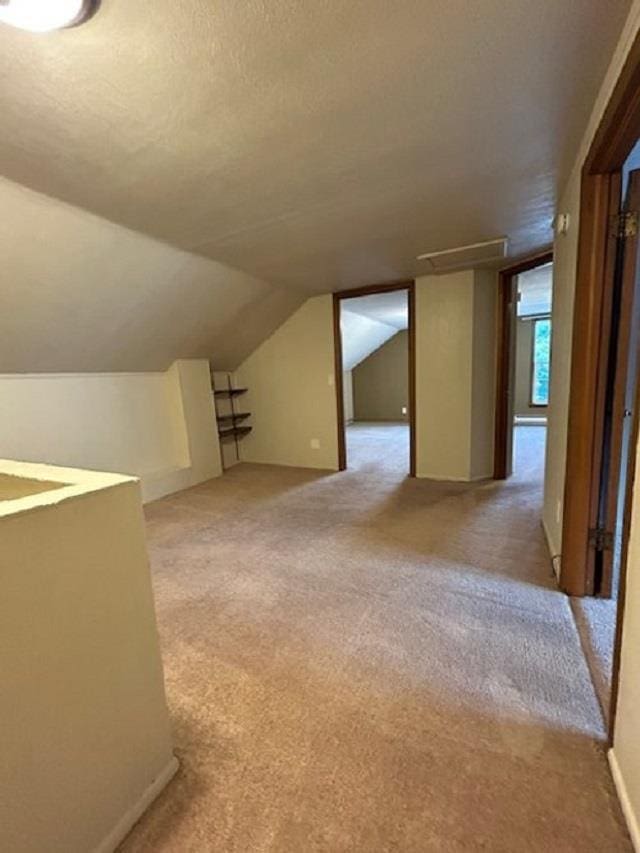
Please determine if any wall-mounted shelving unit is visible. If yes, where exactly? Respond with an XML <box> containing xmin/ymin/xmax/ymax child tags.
<box><xmin>212</xmin><ymin>372</ymin><xmax>252</xmax><ymax>469</ymax></box>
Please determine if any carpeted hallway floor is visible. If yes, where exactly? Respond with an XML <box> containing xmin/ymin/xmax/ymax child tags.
<box><xmin>571</xmin><ymin>596</ymin><xmax>617</xmax><ymax>726</ymax></box>
<box><xmin>346</xmin><ymin>422</ymin><xmax>409</xmax><ymax>474</ymax></box>
<box><xmin>121</xmin><ymin>427</ymin><xmax>631</xmax><ymax>851</ymax></box>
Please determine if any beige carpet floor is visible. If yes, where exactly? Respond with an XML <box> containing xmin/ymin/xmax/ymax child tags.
<box><xmin>346</xmin><ymin>422</ymin><xmax>409</xmax><ymax>474</ymax></box>
<box><xmin>121</xmin><ymin>426</ymin><xmax>631</xmax><ymax>851</ymax></box>
<box><xmin>571</xmin><ymin>596</ymin><xmax>617</xmax><ymax>726</ymax></box>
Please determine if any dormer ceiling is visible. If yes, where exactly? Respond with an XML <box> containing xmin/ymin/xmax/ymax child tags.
<box><xmin>0</xmin><ymin>0</ymin><xmax>630</xmax><ymax>293</ymax></box>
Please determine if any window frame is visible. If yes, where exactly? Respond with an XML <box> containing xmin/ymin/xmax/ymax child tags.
<box><xmin>529</xmin><ymin>314</ymin><xmax>551</xmax><ymax>408</ymax></box>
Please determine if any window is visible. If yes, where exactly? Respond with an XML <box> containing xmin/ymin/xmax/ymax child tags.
<box><xmin>531</xmin><ymin>317</ymin><xmax>551</xmax><ymax>406</ymax></box>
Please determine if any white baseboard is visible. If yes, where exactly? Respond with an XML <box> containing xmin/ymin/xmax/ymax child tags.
<box><xmin>541</xmin><ymin>517</ymin><xmax>561</xmax><ymax>578</ymax></box>
<box><xmin>415</xmin><ymin>472</ymin><xmax>491</xmax><ymax>483</ymax></box>
<box><xmin>141</xmin><ymin>463</ymin><xmax>223</xmax><ymax>503</ymax></box>
<box><xmin>609</xmin><ymin>749</ymin><xmax>640</xmax><ymax>851</ymax></box>
<box><xmin>93</xmin><ymin>755</ymin><xmax>179</xmax><ymax>853</ymax></box>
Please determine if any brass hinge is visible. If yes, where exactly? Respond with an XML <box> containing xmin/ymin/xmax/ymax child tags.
<box><xmin>588</xmin><ymin>527</ymin><xmax>614</xmax><ymax>552</ymax></box>
<box><xmin>610</xmin><ymin>211</ymin><xmax>639</xmax><ymax>239</ymax></box>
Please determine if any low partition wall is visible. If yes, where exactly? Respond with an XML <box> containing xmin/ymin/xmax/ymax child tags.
<box><xmin>0</xmin><ymin>359</ymin><xmax>222</xmax><ymax>502</ymax></box>
<box><xmin>0</xmin><ymin>460</ymin><xmax>177</xmax><ymax>852</ymax></box>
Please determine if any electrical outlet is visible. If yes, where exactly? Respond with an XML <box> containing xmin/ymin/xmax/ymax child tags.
<box><xmin>402</xmin><ymin>406</ymin><xmax>407</xmax><ymax>415</ymax></box>
<box><xmin>311</xmin><ymin>438</ymin><xmax>320</xmax><ymax>449</ymax></box>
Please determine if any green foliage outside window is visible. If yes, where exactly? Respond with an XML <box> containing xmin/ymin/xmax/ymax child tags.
<box><xmin>532</xmin><ymin>318</ymin><xmax>551</xmax><ymax>406</ymax></box>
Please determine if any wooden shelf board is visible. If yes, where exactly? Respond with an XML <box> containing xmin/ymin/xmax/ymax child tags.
<box><xmin>218</xmin><ymin>426</ymin><xmax>253</xmax><ymax>439</ymax></box>
<box><xmin>216</xmin><ymin>412</ymin><xmax>251</xmax><ymax>423</ymax></box>
<box><xmin>214</xmin><ymin>387</ymin><xmax>248</xmax><ymax>397</ymax></box>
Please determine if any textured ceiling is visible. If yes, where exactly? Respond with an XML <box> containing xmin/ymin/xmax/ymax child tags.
<box><xmin>0</xmin><ymin>177</ymin><xmax>304</xmax><ymax>373</ymax></box>
<box><xmin>344</xmin><ymin>292</ymin><xmax>408</xmax><ymax>331</ymax></box>
<box><xmin>0</xmin><ymin>0</ymin><xmax>630</xmax><ymax>293</ymax></box>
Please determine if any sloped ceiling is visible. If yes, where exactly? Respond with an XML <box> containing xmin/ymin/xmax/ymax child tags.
<box><xmin>0</xmin><ymin>0</ymin><xmax>631</xmax><ymax>294</ymax></box>
<box><xmin>0</xmin><ymin>178</ymin><xmax>303</xmax><ymax>372</ymax></box>
<box><xmin>341</xmin><ymin>310</ymin><xmax>398</xmax><ymax>372</ymax></box>
<box><xmin>345</xmin><ymin>291</ymin><xmax>408</xmax><ymax>331</ymax></box>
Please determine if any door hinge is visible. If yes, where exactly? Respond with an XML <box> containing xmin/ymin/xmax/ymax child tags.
<box><xmin>610</xmin><ymin>211</ymin><xmax>639</xmax><ymax>239</ymax></box>
<box><xmin>588</xmin><ymin>526</ymin><xmax>614</xmax><ymax>552</ymax></box>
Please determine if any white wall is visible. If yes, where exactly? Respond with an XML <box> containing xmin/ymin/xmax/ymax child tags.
<box><xmin>343</xmin><ymin>370</ymin><xmax>354</xmax><ymax>423</ymax></box>
<box><xmin>0</xmin><ymin>462</ymin><xmax>176</xmax><ymax>853</ymax></box>
<box><xmin>237</xmin><ymin>296</ymin><xmax>339</xmax><ymax>470</ymax></box>
<box><xmin>0</xmin><ymin>359</ymin><xmax>221</xmax><ymax>502</ymax></box>
<box><xmin>415</xmin><ymin>270</ymin><xmax>496</xmax><ymax>481</ymax></box>
<box><xmin>612</xmin><ymin>434</ymin><xmax>640</xmax><ymax>849</ymax></box>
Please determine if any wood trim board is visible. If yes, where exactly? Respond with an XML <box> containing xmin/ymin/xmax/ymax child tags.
<box><xmin>333</xmin><ymin>280</ymin><xmax>416</xmax><ymax>476</ymax></box>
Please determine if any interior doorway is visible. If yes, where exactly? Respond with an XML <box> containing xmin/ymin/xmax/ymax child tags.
<box><xmin>333</xmin><ymin>282</ymin><xmax>416</xmax><ymax>475</ymax></box>
<box><xmin>560</xmin><ymin>30</ymin><xmax>640</xmax><ymax>742</ymax></box>
<box><xmin>494</xmin><ymin>252</ymin><xmax>553</xmax><ymax>483</ymax></box>
<box><xmin>571</xmin><ymin>144</ymin><xmax>640</xmax><ymax>728</ymax></box>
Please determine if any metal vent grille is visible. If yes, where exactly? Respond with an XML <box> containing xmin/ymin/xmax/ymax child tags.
<box><xmin>417</xmin><ymin>237</ymin><xmax>508</xmax><ymax>272</ymax></box>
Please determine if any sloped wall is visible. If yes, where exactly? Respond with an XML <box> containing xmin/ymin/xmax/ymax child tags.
<box><xmin>0</xmin><ymin>177</ymin><xmax>303</xmax><ymax>373</ymax></box>
<box><xmin>340</xmin><ymin>309</ymin><xmax>398</xmax><ymax>371</ymax></box>
<box><xmin>353</xmin><ymin>331</ymin><xmax>408</xmax><ymax>422</ymax></box>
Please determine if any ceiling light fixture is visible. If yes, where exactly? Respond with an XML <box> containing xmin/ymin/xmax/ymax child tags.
<box><xmin>0</xmin><ymin>0</ymin><xmax>100</xmax><ymax>32</ymax></box>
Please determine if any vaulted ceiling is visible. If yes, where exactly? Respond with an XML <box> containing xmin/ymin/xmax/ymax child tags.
<box><xmin>345</xmin><ymin>292</ymin><xmax>408</xmax><ymax>331</ymax></box>
<box><xmin>0</xmin><ymin>0</ymin><xmax>630</xmax><ymax>294</ymax></box>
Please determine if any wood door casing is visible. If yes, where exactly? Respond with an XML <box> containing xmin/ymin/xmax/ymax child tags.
<box><xmin>493</xmin><ymin>251</ymin><xmax>553</xmax><ymax>479</ymax></box>
<box><xmin>596</xmin><ymin>170</ymin><xmax>640</xmax><ymax>596</ymax></box>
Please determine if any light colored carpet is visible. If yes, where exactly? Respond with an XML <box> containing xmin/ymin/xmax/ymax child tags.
<box><xmin>346</xmin><ymin>422</ymin><xmax>409</xmax><ymax>474</ymax></box>
<box><xmin>570</xmin><ymin>472</ymin><xmax>622</xmax><ymax>727</ymax></box>
<box><xmin>121</xmin><ymin>427</ymin><xmax>631</xmax><ymax>851</ymax></box>
<box><xmin>572</xmin><ymin>596</ymin><xmax>617</xmax><ymax>725</ymax></box>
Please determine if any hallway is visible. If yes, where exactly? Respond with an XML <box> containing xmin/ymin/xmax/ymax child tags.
<box><xmin>122</xmin><ymin>428</ymin><xmax>630</xmax><ymax>851</ymax></box>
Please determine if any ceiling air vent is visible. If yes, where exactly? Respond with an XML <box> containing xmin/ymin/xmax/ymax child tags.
<box><xmin>416</xmin><ymin>237</ymin><xmax>508</xmax><ymax>272</ymax></box>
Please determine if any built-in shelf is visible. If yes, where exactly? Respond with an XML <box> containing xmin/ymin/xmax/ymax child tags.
<box><xmin>216</xmin><ymin>412</ymin><xmax>251</xmax><ymax>424</ymax></box>
<box><xmin>218</xmin><ymin>425</ymin><xmax>253</xmax><ymax>440</ymax></box>
<box><xmin>212</xmin><ymin>371</ymin><xmax>253</xmax><ymax>469</ymax></box>
<box><xmin>214</xmin><ymin>387</ymin><xmax>248</xmax><ymax>398</ymax></box>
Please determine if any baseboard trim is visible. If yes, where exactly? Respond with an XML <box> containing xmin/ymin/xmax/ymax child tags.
<box><xmin>416</xmin><ymin>472</ymin><xmax>491</xmax><ymax>483</ymax></box>
<box><xmin>609</xmin><ymin>749</ymin><xmax>640</xmax><ymax>851</ymax></box>
<box><xmin>541</xmin><ymin>517</ymin><xmax>560</xmax><ymax>578</ymax></box>
<box><xmin>92</xmin><ymin>755</ymin><xmax>179</xmax><ymax>853</ymax></box>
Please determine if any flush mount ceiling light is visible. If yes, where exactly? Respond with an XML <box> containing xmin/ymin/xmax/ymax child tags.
<box><xmin>0</xmin><ymin>0</ymin><xmax>100</xmax><ymax>32</ymax></box>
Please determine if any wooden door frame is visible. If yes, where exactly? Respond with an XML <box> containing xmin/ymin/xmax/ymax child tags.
<box><xmin>494</xmin><ymin>250</ymin><xmax>554</xmax><ymax>479</ymax></box>
<box><xmin>333</xmin><ymin>280</ymin><xmax>416</xmax><ymax>475</ymax></box>
<box><xmin>560</xmin><ymin>29</ymin><xmax>640</xmax><ymax>597</ymax></box>
<box><xmin>558</xmin><ymin>28</ymin><xmax>640</xmax><ymax>743</ymax></box>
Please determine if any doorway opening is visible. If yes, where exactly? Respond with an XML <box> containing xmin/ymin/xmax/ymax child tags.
<box><xmin>571</xmin><ymin>140</ymin><xmax>640</xmax><ymax>728</ymax></box>
<box><xmin>560</xmin><ymin>30</ymin><xmax>640</xmax><ymax>742</ymax></box>
<box><xmin>494</xmin><ymin>252</ymin><xmax>553</xmax><ymax>485</ymax></box>
<box><xmin>333</xmin><ymin>282</ymin><xmax>416</xmax><ymax>476</ymax></box>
